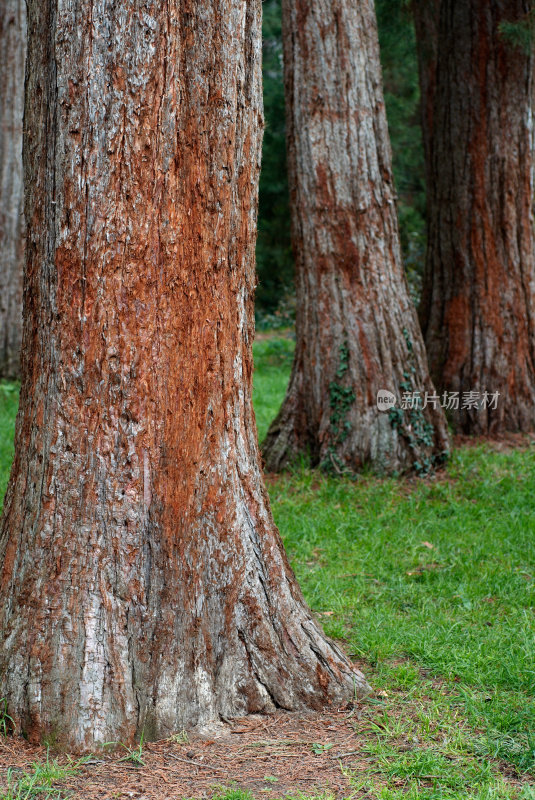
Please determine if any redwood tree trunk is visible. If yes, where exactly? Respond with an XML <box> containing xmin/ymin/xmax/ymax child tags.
<box><xmin>0</xmin><ymin>0</ymin><xmax>25</xmax><ymax>379</ymax></box>
<box><xmin>418</xmin><ymin>1</ymin><xmax>535</xmax><ymax>434</ymax></box>
<box><xmin>262</xmin><ymin>0</ymin><xmax>449</xmax><ymax>475</ymax></box>
<box><xmin>0</xmin><ymin>0</ymin><xmax>369</xmax><ymax>752</ymax></box>
<box><xmin>412</xmin><ymin>0</ymin><xmax>440</xmax><ymax>192</ymax></box>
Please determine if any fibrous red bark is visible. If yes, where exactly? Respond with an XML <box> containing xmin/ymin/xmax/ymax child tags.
<box><xmin>0</xmin><ymin>0</ymin><xmax>25</xmax><ymax>379</ymax></box>
<box><xmin>417</xmin><ymin>0</ymin><xmax>535</xmax><ymax>433</ymax></box>
<box><xmin>0</xmin><ymin>0</ymin><xmax>369</xmax><ymax>752</ymax></box>
<box><xmin>262</xmin><ymin>0</ymin><xmax>449</xmax><ymax>475</ymax></box>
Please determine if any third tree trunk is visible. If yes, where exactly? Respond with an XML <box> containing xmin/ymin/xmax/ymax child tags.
<box><xmin>417</xmin><ymin>0</ymin><xmax>535</xmax><ymax>433</ymax></box>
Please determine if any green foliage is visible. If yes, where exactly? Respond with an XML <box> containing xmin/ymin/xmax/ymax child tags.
<box><xmin>254</xmin><ymin>336</ymin><xmax>294</xmax><ymax>368</ymax></box>
<box><xmin>255</xmin><ymin>292</ymin><xmax>296</xmax><ymax>332</ymax></box>
<box><xmin>319</xmin><ymin>342</ymin><xmax>356</xmax><ymax>477</ymax></box>
<box><xmin>167</xmin><ymin>728</ymin><xmax>189</xmax><ymax>744</ymax></box>
<box><xmin>388</xmin><ymin>330</ymin><xmax>446</xmax><ymax>476</ymax></box>
<box><xmin>210</xmin><ymin>790</ymin><xmax>333</xmax><ymax>800</ymax></box>
<box><xmin>499</xmin><ymin>11</ymin><xmax>535</xmax><ymax>54</ymax></box>
<box><xmin>311</xmin><ymin>742</ymin><xmax>334</xmax><ymax>755</ymax></box>
<box><xmin>210</xmin><ymin>789</ymin><xmax>255</xmax><ymax>800</ymax></box>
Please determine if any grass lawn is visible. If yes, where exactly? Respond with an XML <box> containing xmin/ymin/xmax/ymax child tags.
<box><xmin>0</xmin><ymin>381</ymin><xmax>18</xmax><ymax>502</ymax></box>
<box><xmin>0</xmin><ymin>337</ymin><xmax>534</xmax><ymax>799</ymax></box>
<box><xmin>255</xmin><ymin>337</ymin><xmax>535</xmax><ymax>798</ymax></box>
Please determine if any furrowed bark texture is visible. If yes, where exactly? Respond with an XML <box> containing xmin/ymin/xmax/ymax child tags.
<box><xmin>0</xmin><ymin>0</ymin><xmax>369</xmax><ymax>752</ymax></box>
<box><xmin>0</xmin><ymin>0</ymin><xmax>25</xmax><ymax>379</ymax></box>
<box><xmin>412</xmin><ymin>0</ymin><xmax>440</xmax><ymax>191</ymax></box>
<box><xmin>418</xmin><ymin>0</ymin><xmax>535</xmax><ymax>433</ymax></box>
<box><xmin>263</xmin><ymin>0</ymin><xmax>449</xmax><ymax>475</ymax></box>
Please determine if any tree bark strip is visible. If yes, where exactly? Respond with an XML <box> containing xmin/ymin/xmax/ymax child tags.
<box><xmin>412</xmin><ymin>0</ymin><xmax>440</xmax><ymax>193</ymax></box>
<box><xmin>0</xmin><ymin>0</ymin><xmax>369</xmax><ymax>752</ymax></box>
<box><xmin>0</xmin><ymin>0</ymin><xmax>25</xmax><ymax>379</ymax></box>
<box><xmin>263</xmin><ymin>0</ymin><xmax>449</xmax><ymax>475</ymax></box>
<box><xmin>418</xmin><ymin>0</ymin><xmax>535</xmax><ymax>433</ymax></box>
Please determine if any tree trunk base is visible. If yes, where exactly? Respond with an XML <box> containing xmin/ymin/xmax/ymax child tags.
<box><xmin>262</xmin><ymin>336</ymin><xmax>449</xmax><ymax>477</ymax></box>
<box><xmin>1</xmin><ymin>460</ymin><xmax>370</xmax><ymax>751</ymax></box>
<box><xmin>1</xmin><ymin>577</ymin><xmax>370</xmax><ymax>751</ymax></box>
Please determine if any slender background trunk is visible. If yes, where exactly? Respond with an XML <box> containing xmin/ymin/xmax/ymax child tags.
<box><xmin>418</xmin><ymin>0</ymin><xmax>535</xmax><ymax>433</ymax></box>
<box><xmin>412</xmin><ymin>0</ymin><xmax>440</xmax><ymax>193</ymax></box>
<box><xmin>262</xmin><ymin>0</ymin><xmax>449</xmax><ymax>476</ymax></box>
<box><xmin>0</xmin><ymin>0</ymin><xmax>368</xmax><ymax>752</ymax></box>
<box><xmin>0</xmin><ymin>0</ymin><xmax>25</xmax><ymax>379</ymax></box>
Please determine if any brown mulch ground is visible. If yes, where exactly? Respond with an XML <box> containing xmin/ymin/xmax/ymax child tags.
<box><xmin>0</xmin><ymin>706</ymin><xmax>372</xmax><ymax>799</ymax></box>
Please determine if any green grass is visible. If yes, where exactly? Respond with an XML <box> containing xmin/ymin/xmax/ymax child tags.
<box><xmin>0</xmin><ymin>382</ymin><xmax>18</xmax><ymax>513</ymax></box>
<box><xmin>252</xmin><ymin>335</ymin><xmax>295</xmax><ymax>443</ymax></box>
<box><xmin>210</xmin><ymin>790</ymin><xmax>336</xmax><ymax>800</ymax></box>
<box><xmin>1</xmin><ymin>337</ymin><xmax>534</xmax><ymax>799</ymax></box>
<box><xmin>0</xmin><ymin>755</ymin><xmax>87</xmax><ymax>799</ymax></box>
<box><xmin>270</xmin><ymin>449</ymin><xmax>535</xmax><ymax>766</ymax></box>
<box><xmin>103</xmin><ymin>732</ymin><xmax>145</xmax><ymax>765</ymax></box>
<box><xmin>254</xmin><ymin>338</ymin><xmax>535</xmax><ymax>797</ymax></box>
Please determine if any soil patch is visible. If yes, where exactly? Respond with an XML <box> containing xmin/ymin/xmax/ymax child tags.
<box><xmin>0</xmin><ymin>706</ymin><xmax>370</xmax><ymax>799</ymax></box>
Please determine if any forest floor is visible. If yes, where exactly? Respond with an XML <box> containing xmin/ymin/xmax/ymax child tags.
<box><xmin>0</xmin><ymin>335</ymin><xmax>534</xmax><ymax>799</ymax></box>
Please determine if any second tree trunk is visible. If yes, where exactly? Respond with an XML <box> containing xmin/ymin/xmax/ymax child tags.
<box><xmin>263</xmin><ymin>0</ymin><xmax>449</xmax><ymax>475</ymax></box>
